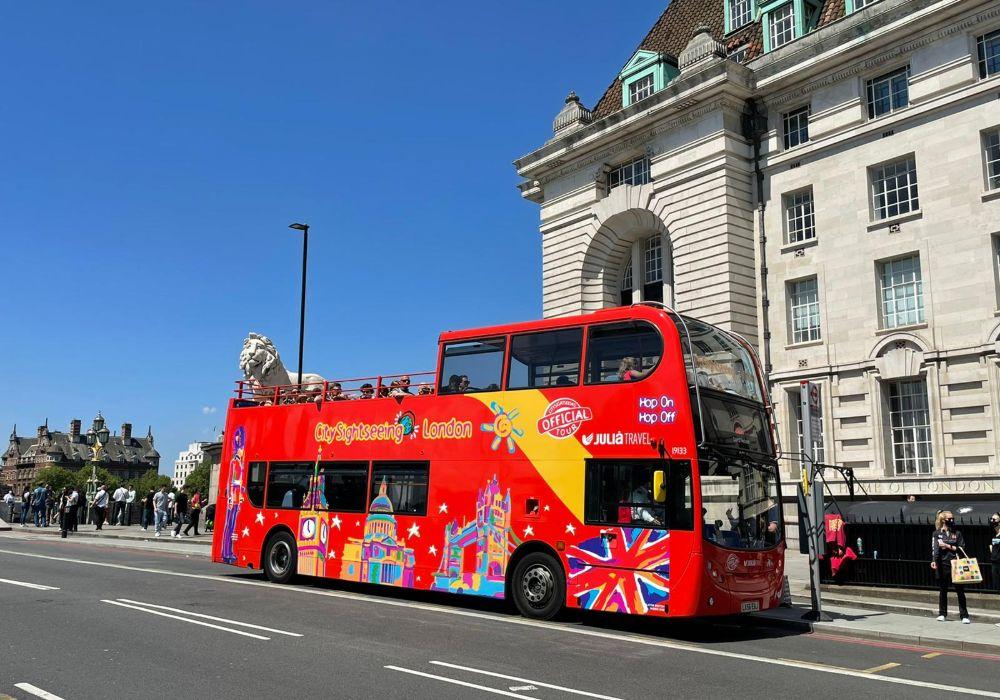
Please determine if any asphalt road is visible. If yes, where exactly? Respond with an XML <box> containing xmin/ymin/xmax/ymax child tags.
<box><xmin>1</xmin><ymin>532</ymin><xmax>998</xmax><ymax>700</ymax></box>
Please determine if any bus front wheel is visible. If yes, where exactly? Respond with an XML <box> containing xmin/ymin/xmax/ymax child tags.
<box><xmin>511</xmin><ymin>552</ymin><xmax>564</xmax><ymax>620</ymax></box>
<box><xmin>263</xmin><ymin>531</ymin><xmax>296</xmax><ymax>584</ymax></box>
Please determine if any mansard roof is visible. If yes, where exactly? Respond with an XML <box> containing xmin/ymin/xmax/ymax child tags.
<box><xmin>591</xmin><ymin>0</ymin><xmax>846</xmax><ymax>119</ymax></box>
<box><xmin>5</xmin><ymin>427</ymin><xmax>159</xmax><ymax>464</ymax></box>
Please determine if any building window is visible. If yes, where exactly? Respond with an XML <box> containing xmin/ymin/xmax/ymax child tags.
<box><xmin>782</xmin><ymin>106</ymin><xmax>810</xmax><ymax>149</ymax></box>
<box><xmin>985</xmin><ymin>129</ymin><xmax>1000</xmax><ymax>191</ymax></box>
<box><xmin>769</xmin><ymin>3</ymin><xmax>796</xmax><ymax>50</ymax></box>
<box><xmin>607</xmin><ymin>156</ymin><xmax>651</xmax><ymax>193</ymax></box>
<box><xmin>789</xmin><ymin>278</ymin><xmax>821</xmax><ymax>343</ymax></box>
<box><xmin>728</xmin><ymin>45</ymin><xmax>748</xmax><ymax>64</ymax></box>
<box><xmin>880</xmin><ymin>255</ymin><xmax>924</xmax><ymax>328</ymax></box>
<box><xmin>784</xmin><ymin>188</ymin><xmax>816</xmax><ymax>243</ymax></box>
<box><xmin>871</xmin><ymin>157</ymin><xmax>918</xmax><ymax>220</ymax></box>
<box><xmin>979</xmin><ymin>29</ymin><xmax>1000</xmax><ymax>80</ymax></box>
<box><xmin>643</xmin><ymin>237</ymin><xmax>663</xmax><ymax>303</ymax></box>
<box><xmin>851</xmin><ymin>0</ymin><xmax>879</xmax><ymax>9</ymax></box>
<box><xmin>866</xmin><ymin>66</ymin><xmax>910</xmax><ymax>119</ymax></box>
<box><xmin>791</xmin><ymin>386</ymin><xmax>825</xmax><ymax>463</ymax></box>
<box><xmin>628</xmin><ymin>74</ymin><xmax>655</xmax><ymax>104</ymax></box>
<box><xmin>620</xmin><ymin>258</ymin><xmax>633</xmax><ymax>307</ymax></box>
<box><xmin>729</xmin><ymin>0</ymin><xmax>753</xmax><ymax>31</ymax></box>
<box><xmin>887</xmin><ymin>379</ymin><xmax>932</xmax><ymax>475</ymax></box>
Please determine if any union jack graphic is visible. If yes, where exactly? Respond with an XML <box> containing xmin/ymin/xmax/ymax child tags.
<box><xmin>566</xmin><ymin>528</ymin><xmax>670</xmax><ymax>614</ymax></box>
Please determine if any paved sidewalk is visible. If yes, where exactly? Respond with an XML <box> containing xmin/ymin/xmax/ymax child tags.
<box><xmin>7</xmin><ymin>521</ymin><xmax>212</xmax><ymax>546</ymax></box>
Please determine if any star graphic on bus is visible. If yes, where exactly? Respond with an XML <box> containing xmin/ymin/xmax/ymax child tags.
<box><xmin>565</xmin><ymin>523</ymin><xmax>576</xmax><ymax>535</ymax></box>
<box><xmin>428</xmin><ymin>545</ymin><xmax>438</xmax><ymax>556</ymax></box>
<box><xmin>407</xmin><ymin>522</ymin><xmax>420</xmax><ymax>538</ymax></box>
<box><xmin>242</xmin><ymin>526</ymin><xmax>250</xmax><ymax>538</ymax></box>
<box><xmin>480</xmin><ymin>401</ymin><xmax>524</xmax><ymax>454</ymax></box>
<box><xmin>524</xmin><ymin>525</ymin><xmax>534</xmax><ymax>537</ymax></box>
<box><xmin>438</xmin><ymin>503</ymin><xmax>448</xmax><ymax>514</ymax></box>
<box><xmin>331</xmin><ymin>514</ymin><xmax>342</xmax><ymax>530</ymax></box>
<box><xmin>255</xmin><ymin>512</ymin><xmax>265</xmax><ymax>525</ymax></box>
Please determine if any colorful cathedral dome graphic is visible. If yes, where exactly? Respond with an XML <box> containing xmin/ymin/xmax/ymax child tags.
<box><xmin>370</xmin><ymin>479</ymin><xmax>394</xmax><ymax>514</ymax></box>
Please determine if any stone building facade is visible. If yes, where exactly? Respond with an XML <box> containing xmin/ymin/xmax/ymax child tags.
<box><xmin>172</xmin><ymin>441</ymin><xmax>207</xmax><ymax>489</ymax></box>
<box><xmin>2</xmin><ymin>413</ymin><xmax>160</xmax><ymax>495</ymax></box>
<box><xmin>515</xmin><ymin>0</ymin><xmax>1000</xmax><ymax>498</ymax></box>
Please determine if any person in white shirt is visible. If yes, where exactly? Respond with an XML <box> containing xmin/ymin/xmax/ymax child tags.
<box><xmin>167</xmin><ymin>490</ymin><xmax>176</xmax><ymax>526</ymax></box>
<box><xmin>2</xmin><ymin>490</ymin><xmax>13</xmax><ymax>506</ymax></box>
<box><xmin>93</xmin><ymin>485</ymin><xmax>109</xmax><ymax>531</ymax></box>
<box><xmin>112</xmin><ymin>485</ymin><xmax>128</xmax><ymax>526</ymax></box>
<box><xmin>124</xmin><ymin>485</ymin><xmax>136</xmax><ymax>526</ymax></box>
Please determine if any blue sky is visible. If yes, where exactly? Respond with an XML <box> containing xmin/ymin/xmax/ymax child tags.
<box><xmin>0</xmin><ymin>1</ymin><xmax>663</xmax><ymax>474</ymax></box>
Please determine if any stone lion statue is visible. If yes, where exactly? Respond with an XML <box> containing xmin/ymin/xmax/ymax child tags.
<box><xmin>239</xmin><ymin>333</ymin><xmax>325</xmax><ymax>400</ymax></box>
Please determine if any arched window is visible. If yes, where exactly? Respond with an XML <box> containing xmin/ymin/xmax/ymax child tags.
<box><xmin>620</xmin><ymin>258</ymin><xmax>633</xmax><ymax>306</ymax></box>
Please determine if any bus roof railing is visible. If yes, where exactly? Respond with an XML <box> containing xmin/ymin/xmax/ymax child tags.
<box><xmin>236</xmin><ymin>370</ymin><xmax>436</xmax><ymax>406</ymax></box>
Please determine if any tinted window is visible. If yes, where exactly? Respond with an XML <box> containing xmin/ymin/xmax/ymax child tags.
<box><xmin>666</xmin><ymin>460</ymin><xmax>693</xmax><ymax>530</ymax></box>
<box><xmin>370</xmin><ymin>463</ymin><xmax>429</xmax><ymax>516</ymax></box>
<box><xmin>584</xmin><ymin>460</ymin><xmax>666</xmax><ymax>527</ymax></box>
<box><xmin>317</xmin><ymin>461</ymin><xmax>368</xmax><ymax>512</ymax></box>
<box><xmin>585</xmin><ymin>322</ymin><xmax>662</xmax><ymax>384</ymax></box>
<box><xmin>439</xmin><ymin>338</ymin><xmax>505</xmax><ymax>394</ymax></box>
<box><xmin>266</xmin><ymin>462</ymin><xmax>312</xmax><ymax>509</ymax></box>
<box><xmin>507</xmin><ymin>328</ymin><xmax>583</xmax><ymax>389</ymax></box>
<box><xmin>681</xmin><ymin>316</ymin><xmax>762</xmax><ymax>402</ymax></box>
<box><xmin>247</xmin><ymin>461</ymin><xmax>266</xmax><ymax>508</ymax></box>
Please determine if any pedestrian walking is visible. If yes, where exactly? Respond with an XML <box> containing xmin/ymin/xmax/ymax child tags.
<box><xmin>75</xmin><ymin>490</ymin><xmax>85</xmax><ymax>532</ymax></box>
<box><xmin>93</xmin><ymin>484</ymin><xmax>109</xmax><ymax>531</ymax></box>
<box><xmin>167</xmin><ymin>489</ymin><xmax>176</xmax><ymax>526</ymax></box>
<box><xmin>45</xmin><ymin>485</ymin><xmax>55</xmax><ymax>527</ymax></box>
<box><xmin>173</xmin><ymin>486</ymin><xmax>189</xmax><ymax>538</ymax></box>
<box><xmin>153</xmin><ymin>485</ymin><xmax>169</xmax><ymax>537</ymax></box>
<box><xmin>20</xmin><ymin>488</ymin><xmax>31</xmax><ymax>527</ymax></box>
<box><xmin>141</xmin><ymin>489</ymin><xmax>154</xmax><ymax>531</ymax></box>
<box><xmin>125</xmin><ymin>484</ymin><xmax>136</xmax><ymax>526</ymax></box>
<box><xmin>931</xmin><ymin>509</ymin><xmax>971</xmax><ymax>624</ymax></box>
<box><xmin>32</xmin><ymin>484</ymin><xmax>47</xmax><ymax>527</ymax></box>
<box><xmin>58</xmin><ymin>487</ymin><xmax>70</xmax><ymax>538</ymax></box>
<box><xmin>112</xmin><ymin>484</ymin><xmax>127</xmax><ymax>525</ymax></box>
<box><xmin>183</xmin><ymin>490</ymin><xmax>202</xmax><ymax>537</ymax></box>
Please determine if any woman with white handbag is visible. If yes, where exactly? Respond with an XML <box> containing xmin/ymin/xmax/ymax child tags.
<box><xmin>930</xmin><ymin>510</ymin><xmax>970</xmax><ymax>624</ymax></box>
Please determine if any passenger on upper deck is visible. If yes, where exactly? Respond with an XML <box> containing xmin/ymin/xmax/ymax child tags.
<box><xmin>360</xmin><ymin>383</ymin><xmax>374</xmax><ymax>399</ymax></box>
<box><xmin>418</xmin><ymin>385</ymin><xmax>433</xmax><ymax>395</ymax></box>
<box><xmin>459</xmin><ymin>375</ymin><xmax>471</xmax><ymax>392</ymax></box>
<box><xmin>328</xmin><ymin>382</ymin><xmax>351</xmax><ymax>401</ymax></box>
<box><xmin>390</xmin><ymin>376</ymin><xmax>413</xmax><ymax>397</ymax></box>
<box><xmin>618</xmin><ymin>357</ymin><xmax>650</xmax><ymax>382</ymax></box>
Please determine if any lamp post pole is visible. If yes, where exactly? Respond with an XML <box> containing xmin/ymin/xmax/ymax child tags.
<box><xmin>289</xmin><ymin>223</ymin><xmax>310</xmax><ymax>386</ymax></box>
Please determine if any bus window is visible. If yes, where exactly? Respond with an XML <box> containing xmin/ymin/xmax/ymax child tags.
<box><xmin>666</xmin><ymin>460</ymin><xmax>693</xmax><ymax>530</ymax></box>
<box><xmin>370</xmin><ymin>462</ymin><xmax>429</xmax><ymax>516</ymax></box>
<box><xmin>247</xmin><ymin>461</ymin><xmax>266</xmax><ymax>508</ymax></box>
<box><xmin>681</xmin><ymin>316</ymin><xmax>762</xmax><ymax>402</ymax></box>
<box><xmin>507</xmin><ymin>327</ymin><xmax>583</xmax><ymax>389</ymax></box>
<box><xmin>317</xmin><ymin>461</ymin><xmax>368</xmax><ymax>512</ymax></box>
<box><xmin>439</xmin><ymin>338</ymin><xmax>506</xmax><ymax>394</ymax></box>
<box><xmin>265</xmin><ymin>462</ymin><xmax>312</xmax><ymax>509</ymax></box>
<box><xmin>584</xmin><ymin>460</ymin><xmax>666</xmax><ymax>528</ymax></box>
<box><xmin>585</xmin><ymin>322</ymin><xmax>662</xmax><ymax>384</ymax></box>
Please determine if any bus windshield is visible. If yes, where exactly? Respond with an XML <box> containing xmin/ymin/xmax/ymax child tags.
<box><xmin>700</xmin><ymin>459</ymin><xmax>782</xmax><ymax>550</ymax></box>
<box><xmin>681</xmin><ymin>317</ymin><xmax>761</xmax><ymax>402</ymax></box>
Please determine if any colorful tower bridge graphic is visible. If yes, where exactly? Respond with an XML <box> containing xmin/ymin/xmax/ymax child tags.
<box><xmin>432</xmin><ymin>475</ymin><xmax>511</xmax><ymax>597</ymax></box>
<box><xmin>340</xmin><ymin>478</ymin><xmax>415</xmax><ymax>587</ymax></box>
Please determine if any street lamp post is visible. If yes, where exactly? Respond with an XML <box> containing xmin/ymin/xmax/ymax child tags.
<box><xmin>289</xmin><ymin>223</ymin><xmax>309</xmax><ymax>387</ymax></box>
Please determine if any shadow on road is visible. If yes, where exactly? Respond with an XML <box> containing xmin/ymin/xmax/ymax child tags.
<box><xmin>220</xmin><ymin>570</ymin><xmax>805</xmax><ymax>646</ymax></box>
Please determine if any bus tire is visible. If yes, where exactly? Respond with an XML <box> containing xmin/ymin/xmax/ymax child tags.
<box><xmin>511</xmin><ymin>552</ymin><xmax>564</xmax><ymax>620</ymax></box>
<box><xmin>263</xmin><ymin>530</ymin><xmax>296</xmax><ymax>584</ymax></box>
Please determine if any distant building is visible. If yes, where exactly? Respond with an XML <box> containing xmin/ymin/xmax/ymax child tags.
<box><xmin>172</xmin><ymin>442</ymin><xmax>208</xmax><ymax>489</ymax></box>
<box><xmin>202</xmin><ymin>436</ymin><xmax>224</xmax><ymax>505</ymax></box>
<box><xmin>2</xmin><ymin>412</ymin><xmax>160</xmax><ymax>495</ymax></box>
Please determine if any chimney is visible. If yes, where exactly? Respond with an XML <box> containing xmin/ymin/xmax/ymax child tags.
<box><xmin>121</xmin><ymin>423</ymin><xmax>132</xmax><ymax>442</ymax></box>
<box><xmin>70</xmin><ymin>419</ymin><xmax>81</xmax><ymax>442</ymax></box>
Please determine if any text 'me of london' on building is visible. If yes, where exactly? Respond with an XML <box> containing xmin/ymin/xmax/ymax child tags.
<box><xmin>2</xmin><ymin>412</ymin><xmax>160</xmax><ymax>495</ymax></box>
<box><xmin>514</xmin><ymin>0</ymin><xmax>1000</xmax><ymax>501</ymax></box>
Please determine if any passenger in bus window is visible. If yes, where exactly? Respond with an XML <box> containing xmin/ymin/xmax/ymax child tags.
<box><xmin>459</xmin><ymin>375</ymin><xmax>471</xmax><ymax>392</ymax></box>
<box><xmin>630</xmin><ymin>482</ymin><xmax>662</xmax><ymax>526</ymax></box>
<box><xmin>555</xmin><ymin>375</ymin><xmax>572</xmax><ymax>387</ymax></box>
<box><xmin>360</xmin><ymin>383</ymin><xmax>374</xmax><ymax>399</ymax></box>
<box><xmin>445</xmin><ymin>375</ymin><xmax>462</xmax><ymax>394</ymax></box>
<box><xmin>618</xmin><ymin>357</ymin><xmax>650</xmax><ymax>382</ymax></box>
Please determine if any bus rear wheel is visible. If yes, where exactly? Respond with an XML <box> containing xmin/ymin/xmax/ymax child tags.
<box><xmin>263</xmin><ymin>531</ymin><xmax>296</xmax><ymax>584</ymax></box>
<box><xmin>511</xmin><ymin>552</ymin><xmax>564</xmax><ymax>620</ymax></box>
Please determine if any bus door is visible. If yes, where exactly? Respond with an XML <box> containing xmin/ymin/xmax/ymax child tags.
<box><xmin>573</xmin><ymin>460</ymin><xmax>685</xmax><ymax>614</ymax></box>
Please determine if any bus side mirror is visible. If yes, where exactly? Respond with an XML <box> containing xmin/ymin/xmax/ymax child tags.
<box><xmin>653</xmin><ymin>470</ymin><xmax>667</xmax><ymax>503</ymax></box>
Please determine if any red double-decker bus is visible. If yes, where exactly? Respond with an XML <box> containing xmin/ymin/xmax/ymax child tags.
<box><xmin>212</xmin><ymin>304</ymin><xmax>785</xmax><ymax>620</ymax></box>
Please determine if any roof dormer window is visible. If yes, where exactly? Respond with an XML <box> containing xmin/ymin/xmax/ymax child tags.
<box><xmin>726</xmin><ymin>0</ymin><xmax>755</xmax><ymax>33</ymax></box>
<box><xmin>619</xmin><ymin>50</ymin><xmax>679</xmax><ymax>108</ymax></box>
<box><xmin>761</xmin><ymin>0</ymin><xmax>823</xmax><ymax>53</ymax></box>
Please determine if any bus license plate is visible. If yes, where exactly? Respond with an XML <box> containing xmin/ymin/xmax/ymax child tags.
<box><xmin>741</xmin><ymin>600</ymin><xmax>760</xmax><ymax>613</ymax></box>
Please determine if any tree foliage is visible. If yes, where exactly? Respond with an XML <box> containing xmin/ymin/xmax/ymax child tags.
<box><xmin>33</xmin><ymin>466</ymin><xmax>84</xmax><ymax>492</ymax></box>
<box><xmin>135</xmin><ymin>468</ymin><xmax>172</xmax><ymax>496</ymax></box>
<box><xmin>184</xmin><ymin>458</ymin><xmax>211</xmax><ymax>498</ymax></box>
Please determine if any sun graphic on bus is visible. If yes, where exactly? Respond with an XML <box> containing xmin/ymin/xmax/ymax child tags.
<box><xmin>481</xmin><ymin>401</ymin><xmax>524</xmax><ymax>454</ymax></box>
